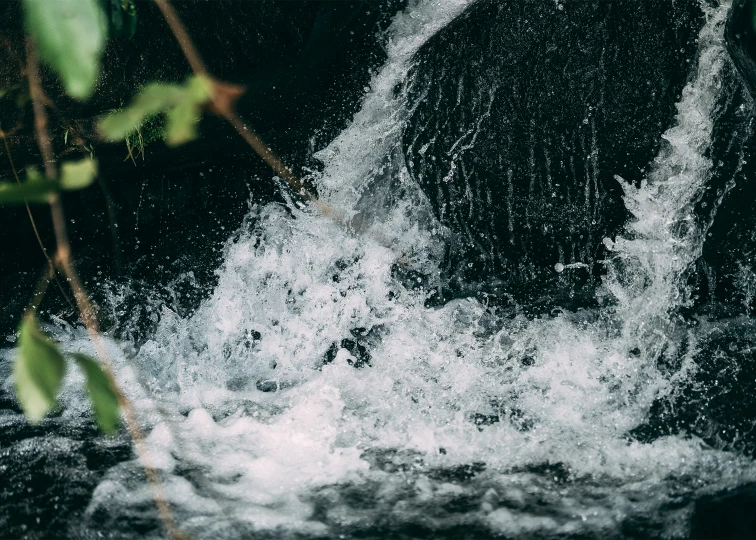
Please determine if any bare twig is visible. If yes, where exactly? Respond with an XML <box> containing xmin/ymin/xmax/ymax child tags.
<box><xmin>153</xmin><ymin>0</ymin><xmax>308</xmax><ymax>195</ymax></box>
<box><xmin>25</xmin><ymin>38</ymin><xmax>186</xmax><ymax>540</ymax></box>
<box><xmin>152</xmin><ymin>0</ymin><xmax>407</xmax><ymax>255</ymax></box>
<box><xmin>0</xmin><ymin>126</ymin><xmax>77</xmax><ymax>311</ymax></box>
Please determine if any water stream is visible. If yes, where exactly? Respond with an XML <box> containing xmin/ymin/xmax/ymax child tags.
<box><xmin>3</xmin><ymin>1</ymin><xmax>756</xmax><ymax>538</ymax></box>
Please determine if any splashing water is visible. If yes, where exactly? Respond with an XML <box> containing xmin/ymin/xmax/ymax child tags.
<box><xmin>9</xmin><ymin>0</ymin><xmax>756</xmax><ymax>538</ymax></box>
<box><xmin>606</xmin><ymin>2</ymin><xmax>731</xmax><ymax>356</ymax></box>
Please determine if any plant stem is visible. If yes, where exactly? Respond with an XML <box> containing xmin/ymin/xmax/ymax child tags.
<box><xmin>0</xmin><ymin>127</ymin><xmax>77</xmax><ymax>311</ymax></box>
<box><xmin>153</xmin><ymin>0</ymin><xmax>307</xmax><ymax>194</ymax></box>
<box><xmin>25</xmin><ymin>37</ymin><xmax>186</xmax><ymax>540</ymax></box>
<box><xmin>152</xmin><ymin>0</ymin><xmax>407</xmax><ymax>256</ymax></box>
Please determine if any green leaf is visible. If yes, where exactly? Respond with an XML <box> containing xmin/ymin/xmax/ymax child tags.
<box><xmin>72</xmin><ymin>354</ymin><xmax>120</xmax><ymax>433</ymax></box>
<box><xmin>165</xmin><ymin>98</ymin><xmax>202</xmax><ymax>147</ymax></box>
<box><xmin>99</xmin><ymin>83</ymin><xmax>186</xmax><ymax>140</ymax></box>
<box><xmin>98</xmin><ymin>76</ymin><xmax>211</xmax><ymax>147</ymax></box>
<box><xmin>23</xmin><ymin>0</ymin><xmax>106</xmax><ymax>100</ymax></box>
<box><xmin>13</xmin><ymin>315</ymin><xmax>67</xmax><ymax>423</ymax></box>
<box><xmin>163</xmin><ymin>76</ymin><xmax>212</xmax><ymax>146</ymax></box>
<box><xmin>186</xmin><ymin>75</ymin><xmax>213</xmax><ymax>103</ymax></box>
<box><xmin>0</xmin><ymin>167</ymin><xmax>57</xmax><ymax>205</ymax></box>
<box><xmin>60</xmin><ymin>158</ymin><xmax>98</xmax><ymax>190</ymax></box>
<box><xmin>0</xmin><ymin>159</ymin><xmax>98</xmax><ymax>205</ymax></box>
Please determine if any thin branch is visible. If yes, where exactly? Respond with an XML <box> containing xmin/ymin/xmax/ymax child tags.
<box><xmin>0</xmin><ymin>126</ymin><xmax>77</xmax><ymax>312</ymax></box>
<box><xmin>26</xmin><ymin>38</ymin><xmax>186</xmax><ymax>540</ymax></box>
<box><xmin>152</xmin><ymin>0</ymin><xmax>207</xmax><ymax>77</ymax></box>
<box><xmin>152</xmin><ymin>0</ymin><xmax>407</xmax><ymax>257</ymax></box>
<box><xmin>221</xmin><ymin>109</ymin><xmax>307</xmax><ymax>194</ymax></box>
<box><xmin>153</xmin><ymin>0</ymin><xmax>308</xmax><ymax>195</ymax></box>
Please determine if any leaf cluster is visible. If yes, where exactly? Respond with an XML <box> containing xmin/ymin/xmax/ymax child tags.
<box><xmin>14</xmin><ymin>315</ymin><xmax>120</xmax><ymax>433</ymax></box>
<box><xmin>9</xmin><ymin>0</ymin><xmax>216</xmax><ymax>435</ymax></box>
<box><xmin>0</xmin><ymin>158</ymin><xmax>98</xmax><ymax>205</ymax></box>
<box><xmin>99</xmin><ymin>76</ymin><xmax>212</xmax><ymax>147</ymax></box>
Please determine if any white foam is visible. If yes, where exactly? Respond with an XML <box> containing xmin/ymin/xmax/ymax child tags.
<box><xmin>74</xmin><ymin>0</ymin><xmax>756</xmax><ymax>536</ymax></box>
<box><xmin>606</xmin><ymin>2</ymin><xmax>731</xmax><ymax>355</ymax></box>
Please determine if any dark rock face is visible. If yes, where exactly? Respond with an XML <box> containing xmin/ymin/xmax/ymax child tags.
<box><xmin>237</xmin><ymin>0</ymin><xmax>407</xmax><ymax>164</ymax></box>
<box><xmin>631</xmin><ymin>317</ymin><xmax>756</xmax><ymax>457</ymax></box>
<box><xmin>690</xmin><ymin>0</ymin><xmax>756</xmax><ymax>316</ymax></box>
<box><xmin>403</xmin><ymin>0</ymin><xmax>703</xmax><ymax>305</ymax></box>
<box><xmin>690</xmin><ymin>482</ymin><xmax>756</xmax><ymax>539</ymax></box>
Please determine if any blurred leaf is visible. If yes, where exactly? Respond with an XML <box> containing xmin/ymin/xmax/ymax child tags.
<box><xmin>13</xmin><ymin>315</ymin><xmax>67</xmax><ymax>423</ymax></box>
<box><xmin>165</xmin><ymin>98</ymin><xmax>201</xmax><ymax>147</ymax></box>
<box><xmin>72</xmin><ymin>354</ymin><xmax>120</xmax><ymax>433</ymax></box>
<box><xmin>60</xmin><ymin>157</ymin><xmax>98</xmax><ymax>190</ymax></box>
<box><xmin>23</xmin><ymin>0</ymin><xmax>106</xmax><ymax>100</ymax></box>
<box><xmin>98</xmin><ymin>76</ymin><xmax>211</xmax><ymax>147</ymax></box>
<box><xmin>99</xmin><ymin>83</ymin><xmax>185</xmax><ymax>140</ymax></box>
<box><xmin>0</xmin><ymin>159</ymin><xmax>98</xmax><ymax>205</ymax></box>
<box><xmin>186</xmin><ymin>75</ymin><xmax>212</xmax><ymax>103</ymax></box>
<box><xmin>164</xmin><ymin>77</ymin><xmax>211</xmax><ymax>146</ymax></box>
<box><xmin>0</xmin><ymin>167</ymin><xmax>57</xmax><ymax>205</ymax></box>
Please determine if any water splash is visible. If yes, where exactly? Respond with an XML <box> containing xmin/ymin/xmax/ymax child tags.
<box><xmin>15</xmin><ymin>0</ymin><xmax>756</xmax><ymax>538</ymax></box>
<box><xmin>605</xmin><ymin>2</ymin><xmax>731</xmax><ymax>356</ymax></box>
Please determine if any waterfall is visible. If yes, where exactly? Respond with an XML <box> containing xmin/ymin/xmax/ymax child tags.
<box><xmin>605</xmin><ymin>2</ymin><xmax>731</xmax><ymax>355</ymax></box>
<box><xmin>7</xmin><ymin>0</ymin><xmax>756</xmax><ymax>538</ymax></box>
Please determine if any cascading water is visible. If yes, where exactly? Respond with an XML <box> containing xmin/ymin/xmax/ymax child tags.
<box><xmin>606</xmin><ymin>2</ymin><xmax>731</xmax><ymax>354</ymax></box>
<box><xmin>3</xmin><ymin>0</ymin><xmax>756</xmax><ymax>538</ymax></box>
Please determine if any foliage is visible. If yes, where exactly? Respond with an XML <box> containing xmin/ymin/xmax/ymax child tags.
<box><xmin>22</xmin><ymin>0</ymin><xmax>106</xmax><ymax>100</ymax></box>
<box><xmin>13</xmin><ymin>316</ymin><xmax>121</xmax><ymax>432</ymax></box>
<box><xmin>0</xmin><ymin>157</ymin><xmax>98</xmax><ymax>205</ymax></box>
<box><xmin>125</xmin><ymin>113</ymin><xmax>166</xmax><ymax>162</ymax></box>
<box><xmin>10</xmin><ymin>0</ymin><xmax>218</xmax><ymax>437</ymax></box>
<box><xmin>0</xmin><ymin>171</ymin><xmax>58</xmax><ymax>204</ymax></box>
<box><xmin>13</xmin><ymin>315</ymin><xmax>67</xmax><ymax>422</ymax></box>
<box><xmin>72</xmin><ymin>353</ymin><xmax>120</xmax><ymax>433</ymax></box>
<box><xmin>99</xmin><ymin>76</ymin><xmax>212</xmax><ymax>147</ymax></box>
<box><xmin>102</xmin><ymin>0</ymin><xmax>138</xmax><ymax>41</ymax></box>
<box><xmin>60</xmin><ymin>157</ymin><xmax>98</xmax><ymax>190</ymax></box>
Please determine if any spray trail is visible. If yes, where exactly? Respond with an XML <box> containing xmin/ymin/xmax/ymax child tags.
<box><xmin>605</xmin><ymin>2</ymin><xmax>730</xmax><ymax>355</ymax></box>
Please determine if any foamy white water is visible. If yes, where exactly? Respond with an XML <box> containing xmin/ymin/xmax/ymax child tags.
<box><xmin>28</xmin><ymin>0</ymin><xmax>755</xmax><ymax>537</ymax></box>
<box><xmin>606</xmin><ymin>2</ymin><xmax>731</xmax><ymax>357</ymax></box>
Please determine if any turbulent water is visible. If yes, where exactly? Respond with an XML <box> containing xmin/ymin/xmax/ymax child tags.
<box><xmin>4</xmin><ymin>1</ymin><xmax>756</xmax><ymax>538</ymax></box>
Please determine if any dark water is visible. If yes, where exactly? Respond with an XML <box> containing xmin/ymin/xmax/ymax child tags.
<box><xmin>4</xmin><ymin>0</ymin><xmax>756</xmax><ymax>538</ymax></box>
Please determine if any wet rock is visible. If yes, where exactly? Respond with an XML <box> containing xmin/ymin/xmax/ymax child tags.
<box><xmin>725</xmin><ymin>0</ymin><xmax>756</xmax><ymax>99</ymax></box>
<box><xmin>403</xmin><ymin>0</ymin><xmax>703</xmax><ymax>306</ymax></box>
<box><xmin>630</xmin><ymin>316</ymin><xmax>756</xmax><ymax>456</ymax></box>
<box><xmin>690</xmin><ymin>482</ymin><xmax>756</xmax><ymax>539</ymax></box>
<box><xmin>324</xmin><ymin>337</ymin><xmax>372</xmax><ymax>368</ymax></box>
<box><xmin>692</xmin><ymin>0</ymin><xmax>756</xmax><ymax>315</ymax></box>
<box><xmin>322</xmin><ymin>325</ymin><xmax>386</xmax><ymax>369</ymax></box>
<box><xmin>255</xmin><ymin>379</ymin><xmax>279</xmax><ymax>393</ymax></box>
